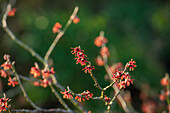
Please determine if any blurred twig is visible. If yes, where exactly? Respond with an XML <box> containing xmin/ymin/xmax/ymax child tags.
<box><xmin>11</xmin><ymin>108</ymin><xmax>68</xmax><ymax>113</ymax></box>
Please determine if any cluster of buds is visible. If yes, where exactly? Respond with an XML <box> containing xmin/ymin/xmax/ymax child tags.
<box><xmin>0</xmin><ymin>55</ymin><xmax>18</xmax><ymax>87</ymax></box>
<box><xmin>141</xmin><ymin>101</ymin><xmax>156</xmax><ymax>113</ymax></box>
<box><xmin>73</xmin><ymin>16</ymin><xmax>80</xmax><ymax>24</ymax></box>
<box><xmin>104</xmin><ymin>95</ymin><xmax>111</xmax><ymax>105</ymax></box>
<box><xmin>8</xmin><ymin>8</ymin><xmax>17</xmax><ymax>16</ymax></box>
<box><xmin>61</xmin><ymin>87</ymin><xmax>93</xmax><ymax>102</ymax></box>
<box><xmin>94</xmin><ymin>34</ymin><xmax>109</xmax><ymax>66</ymax></box>
<box><xmin>111</xmin><ymin>59</ymin><xmax>136</xmax><ymax>89</ymax></box>
<box><xmin>0</xmin><ymin>94</ymin><xmax>10</xmax><ymax>112</ymax></box>
<box><xmin>52</xmin><ymin>22</ymin><xmax>62</xmax><ymax>33</ymax></box>
<box><xmin>71</xmin><ymin>46</ymin><xmax>94</xmax><ymax>74</ymax></box>
<box><xmin>30</xmin><ymin>63</ymin><xmax>54</xmax><ymax>87</ymax></box>
<box><xmin>159</xmin><ymin>73</ymin><xmax>169</xmax><ymax>101</ymax></box>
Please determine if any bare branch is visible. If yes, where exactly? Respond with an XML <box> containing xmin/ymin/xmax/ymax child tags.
<box><xmin>44</xmin><ymin>6</ymin><xmax>79</xmax><ymax>61</ymax></box>
<box><xmin>11</xmin><ymin>108</ymin><xmax>68</xmax><ymax>113</ymax></box>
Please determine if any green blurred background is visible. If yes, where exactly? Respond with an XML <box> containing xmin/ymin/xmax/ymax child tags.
<box><xmin>0</xmin><ymin>0</ymin><xmax>170</xmax><ymax>112</ymax></box>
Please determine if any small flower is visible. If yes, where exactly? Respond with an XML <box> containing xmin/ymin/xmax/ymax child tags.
<box><xmin>74</xmin><ymin>57</ymin><xmax>89</xmax><ymax>66</ymax></box>
<box><xmin>159</xmin><ymin>94</ymin><xmax>165</xmax><ymax>101</ymax></box>
<box><xmin>42</xmin><ymin>67</ymin><xmax>55</xmax><ymax>78</ymax></box>
<box><xmin>141</xmin><ymin>101</ymin><xmax>156</xmax><ymax>113</ymax></box>
<box><xmin>8</xmin><ymin>77</ymin><xmax>18</xmax><ymax>87</ymax></box>
<box><xmin>81</xmin><ymin>90</ymin><xmax>93</xmax><ymax>100</ymax></box>
<box><xmin>73</xmin><ymin>17</ymin><xmax>80</xmax><ymax>24</ymax></box>
<box><xmin>40</xmin><ymin>78</ymin><xmax>51</xmax><ymax>87</ymax></box>
<box><xmin>52</xmin><ymin>22</ymin><xmax>62</xmax><ymax>33</ymax></box>
<box><xmin>82</xmin><ymin>65</ymin><xmax>95</xmax><ymax>74</ymax></box>
<box><xmin>34</xmin><ymin>81</ymin><xmax>40</xmax><ymax>87</ymax></box>
<box><xmin>111</xmin><ymin>71</ymin><xmax>123</xmax><ymax>82</ymax></box>
<box><xmin>160</xmin><ymin>75</ymin><xmax>169</xmax><ymax>86</ymax></box>
<box><xmin>71</xmin><ymin>47</ymin><xmax>83</xmax><ymax>56</ymax></box>
<box><xmin>126</xmin><ymin>59</ymin><xmax>137</xmax><ymax>71</ymax></box>
<box><xmin>75</xmin><ymin>94</ymin><xmax>85</xmax><ymax>102</ymax></box>
<box><xmin>1</xmin><ymin>62</ymin><xmax>12</xmax><ymax>70</ymax></box>
<box><xmin>0</xmin><ymin>70</ymin><xmax>8</xmax><ymax>78</ymax></box>
<box><xmin>0</xmin><ymin>94</ymin><xmax>10</xmax><ymax>112</ymax></box>
<box><xmin>100</xmin><ymin>47</ymin><xmax>110</xmax><ymax>57</ymax></box>
<box><xmin>8</xmin><ymin>8</ymin><xmax>17</xmax><ymax>16</ymax></box>
<box><xmin>61</xmin><ymin>89</ymin><xmax>73</xmax><ymax>99</ymax></box>
<box><xmin>94</xmin><ymin>36</ymin><xmax>108</xmax><ymax>47</ymax></box>
<box><xmin>104</xmin><ymin>95</ymin><xmax>111</xmax><ymax>105</ymax></box>
<box><xmin>30</xmin><ymin>67</ymin><xmax>41</xmax><ymax>78</ymax></box>
<box><xmin>95</xmin><ymin>56</ymin><xmax>104</xmax><ymax>66</ymax></box>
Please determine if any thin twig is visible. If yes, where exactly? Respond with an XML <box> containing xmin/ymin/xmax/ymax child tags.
<box><xmin>44</xmin><ymin>6</ymin><xmax>79</xmax><ymax>61</ymax></box>
<box><xmin>10</xmin><ymin>63</ymin><xmax>41</xmax><ymax>110</ymax></box>
<box><xmin>1</xmin><ymin>2</ymin><xmax>47</xmax><ymax>66</ymax></box>
<box><xmin>99</xmin><ymin>30</ymin><xmax>132</xmax><ymax>113</ymax></box>
<box><xmin>11</xmin><ymin>108</ymin><xmax>68</xmax><ymax>113</ymax></box>
<box><xmin>49</xmin><ymin>84</ymin><xmax>72</xmax><ymax>112</ymax></box>
<box><xmin>89</xmin><ymin>72</ymin><xmax>104</xmax><ymax>91</ymax></box>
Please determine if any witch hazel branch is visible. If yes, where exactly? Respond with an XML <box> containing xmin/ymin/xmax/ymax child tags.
<box><xmin>60</xmin><ymin>43</ymin><xmax>137</xmax><ymax>112</ymax></box>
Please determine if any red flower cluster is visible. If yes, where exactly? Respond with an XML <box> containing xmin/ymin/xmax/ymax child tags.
<box><xmin>159</xmin><ymin>73</ymin><xmax>169</xmax><ymax>101</ymax></box>
<box><xmin>82</xmin><ymin>65</ymin><xmax>95</xmax><ymax>74</ymax></box>
<box><xmin>8</xmin><ymin>8</ymin><xmax>17</xmax><ymax>16</ymax></box>
<box><xmin>81</xmin><ymin>90</ymin><xmax>93</xmax><ymax>100</ymax></box>
<box><xmin>60</xmin><ymin>89</ymin><xmax>73</xmax><ymax>99</ymax></box>
<box><xmin>71</xmin><ymin>46</ymin><xmax>95</xmax><ymax>74</ymax></box>
<box><xmin>104</xmin><ymin>95</ymin><xmax>111</xmax><ymax>105</ymax></box>
<box><xmin>0</xmin><ymin>55</ymin><xmax>19</xmax><ymax>87</ymax></box>
<box><xmin>94</xmin><ymin>36</ymin><xmax>108</xmax><ymax>47</ymax></box>
<box><xmin>30</xmin><ymin>66</ymin><xmax>55</xmax><ymax>87</ymax></box>
<box><xmin>61</xmin><ymin>89</ymin><xmax>93</xmax><ymax>102</ymax></box>
<box><xmin>73</xmin><ymin>17</ymin><xmax>80</xmax><ymax>24</ymax></box>
<box><xmin>126</xmin><ymin>59</ymin><xmax>137</xmax><ymax>71</ymax></box>
<box><xmin>30</xmin><ymin>67</ymin><xmax>41</xmax><ymax>78</ymax></box>
<box><xmin>0</xmin><ymin>94</ymin><xmax>10</xmax><ymax>112</ymax></box>
<box><xmin>52</xmin><ymin>22</ymin><xmax>62</xmax><ymax>33</ymax></box>
<box><xmin>8</xmin><ymin>77</ymin><xmax>18</xmax><ymax>87</ymax></box>
<box><xmin>111</xmin><ymin>71</ymin><xmax>133</xmax><ymax>89</ymax></box>
<box><xmin>75</xmin><ymin>94</ymin><xmax>85</xmax><ymax>102</ymax></box>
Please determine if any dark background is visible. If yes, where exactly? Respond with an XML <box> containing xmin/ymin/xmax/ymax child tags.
<box><xmin>0</xmin><ymin>0</ymin><xmax>170</xmax><ymax>112</ymax></box>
